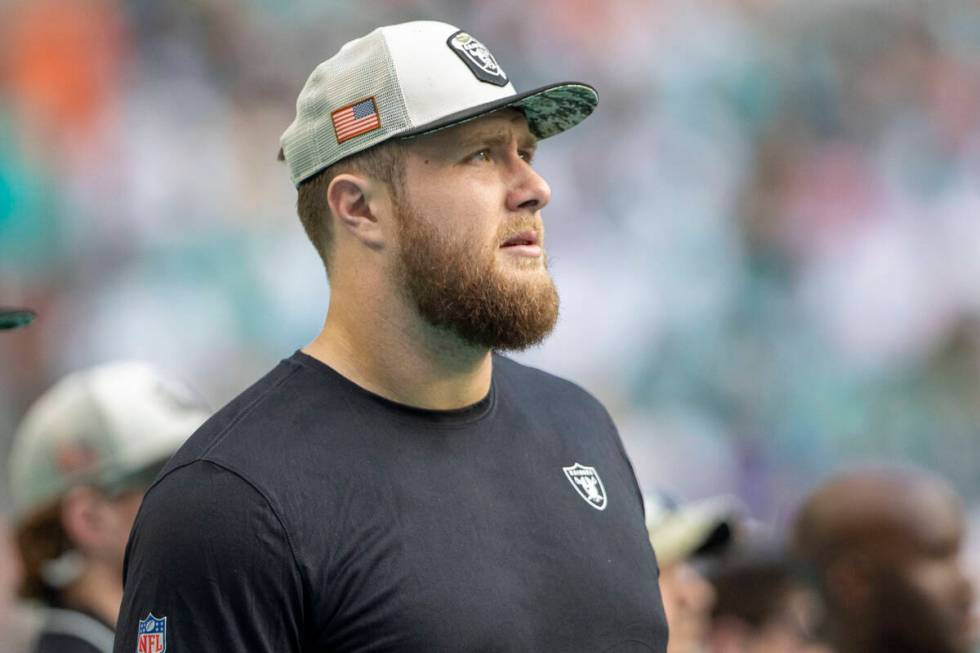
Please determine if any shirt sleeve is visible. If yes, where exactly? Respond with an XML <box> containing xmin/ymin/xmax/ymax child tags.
<box><xmin>113</xmin><ymin>460</ymin><xmax>305</xmax><ymax>653</ymax></box>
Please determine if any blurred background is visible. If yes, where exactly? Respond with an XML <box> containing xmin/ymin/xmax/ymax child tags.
<box><xmin>2</xmin><ymin>0</ymin><xmax>980</xmax><ymax>621</ymax></box>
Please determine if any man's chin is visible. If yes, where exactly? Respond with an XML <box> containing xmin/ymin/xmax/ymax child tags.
<box><xmin>395</xmin><ymin>209</ymin><xmax>559</xmax><ymax>350</ymax></box>
<box><xmin>494</xmin><ymin>249</ymin><xmax>548</xmax><ymax>270</ymax></box>
<box><xmin>493</xmin><ymin>256</ymin><xmax>551</xmax><ymax>282</ymax></box>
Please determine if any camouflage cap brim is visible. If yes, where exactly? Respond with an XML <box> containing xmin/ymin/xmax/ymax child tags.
<box><xmin>0</xmin><ymin>308</ymin><xmax>36</xmax><ymax>330</ymax></box>
<box><xmin>399</xmin><ymin>82</ymin><xmax>599</xmax><ymax>141</ymax></box>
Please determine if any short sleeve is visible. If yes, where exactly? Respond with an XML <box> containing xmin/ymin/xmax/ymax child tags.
<box><xmin>113</xmin><ymin>461</ymin><xmax>304</xmax><ymax>653</ymax></box>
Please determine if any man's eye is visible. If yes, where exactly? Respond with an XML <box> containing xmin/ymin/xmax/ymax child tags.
<box><xmin>468</xmin><ymin>149</ymin><xmax>491</xmax><ymax>162</ymax></box>
<box><xmin>519</xmin><ymin>150</ymin><xmax>534</xmax><ymax>163</ymax></box>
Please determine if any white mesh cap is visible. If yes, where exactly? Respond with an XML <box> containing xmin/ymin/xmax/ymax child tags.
<box><xmin>645</xmin><ymin>494</ymin><xmax>744</xmax><ymax>566</ymax></box>
<box><xmin>8</xmin><ymin>361</ymin><xmax>210</xmax><ymax>520</ymax></box>
<box><xmin>280</xmin><ymin>20</ymin><xmax>598</xmax><ymax>187</ymax></box>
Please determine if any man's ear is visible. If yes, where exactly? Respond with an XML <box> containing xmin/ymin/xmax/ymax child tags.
<box><xmin>60</xmin><ymin>486</ymin><xmax>102</xmax><ymax>555</ymax></box>
<box><xmin>826</xmin><ymin>552</ymin><xmax>874</xmax><ymax>611</ymax></box>
<box><xmin>327</xmin><ymin>173</ymin><xmax>387</xmax><ymax>251</ymax></box>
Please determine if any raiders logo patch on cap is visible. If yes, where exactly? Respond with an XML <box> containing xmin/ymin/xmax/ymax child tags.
<box><xmin>447</xmin><ymin>30</ymin><xmax>508</xmax><ymax>87</ymax></box>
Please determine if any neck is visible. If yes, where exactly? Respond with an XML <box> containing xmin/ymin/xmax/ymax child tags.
<box><xmin>304</xmin><ymin>285</ymin><xmax>493</xmax><ymax>410</ymax></box>
<box><xmin>60</xmin><ymin>562</ymin><xmax>122</xmax><ymax>628</ymax></box>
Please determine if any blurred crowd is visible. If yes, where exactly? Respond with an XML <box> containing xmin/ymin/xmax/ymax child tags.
<box><xmin>2</xmin><ymin>0</ymin><xmax>980</xmax><ymax>650</ymax></box>
<box><xmin>650</xmin><ymin>465</ymin><xmax>976</xmax><ymax>653</ymax></box>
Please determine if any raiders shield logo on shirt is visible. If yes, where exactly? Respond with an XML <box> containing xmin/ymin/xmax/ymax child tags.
<box><xmin>563</xmin><ymin>463</ymin><xmax>607</xmax><ymax>510</ymax></box>
<box><xmin>447</xmin><ymin>30</ymin><xmax>509</xmax><ymax>86</ymax></box>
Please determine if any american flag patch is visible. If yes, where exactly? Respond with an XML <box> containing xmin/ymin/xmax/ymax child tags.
<box><xmin>331</xmin><ymin>97</ymin><xmax>381</xmax><ymax>143</ymax></box>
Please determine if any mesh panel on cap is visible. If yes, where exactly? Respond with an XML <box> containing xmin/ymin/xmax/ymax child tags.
<box><xmin>282</xmin><ymin>29</ymin><xmax>411</xmax><ymax>186</ymax></box>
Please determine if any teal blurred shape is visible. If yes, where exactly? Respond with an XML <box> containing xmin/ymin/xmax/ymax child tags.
<box><xmin>0</xmin><ymin>308</ymin><xmax>35</xmax><ymax>330</ymax></box>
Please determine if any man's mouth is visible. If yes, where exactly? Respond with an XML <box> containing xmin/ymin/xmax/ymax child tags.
<box><xmin>500</xmin><ymin>230</ymin><xmax>540</xmax><ymax>248</ymax></box>
<box><xmin>499</xmin><ymin>230</ymin><xmax>543</xmax><ymax>258</ymax></box>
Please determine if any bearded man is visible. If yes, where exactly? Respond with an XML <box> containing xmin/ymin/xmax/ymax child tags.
<box><xmin>113</xmin><ymin>21</ymin><xmax>667</xmax><ymax>653</ymax></box>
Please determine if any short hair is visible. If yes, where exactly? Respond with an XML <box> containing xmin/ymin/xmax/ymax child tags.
<box><xmin>709</xmin><ymin>551</ymin><xmax>808</xmax><ymax>628</ymax></box>
<box><xmin>279</xmin><ymin>142</ymin><xmax>404</xmax><ymax>272</ymax></box>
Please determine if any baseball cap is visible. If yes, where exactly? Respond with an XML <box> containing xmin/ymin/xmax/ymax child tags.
<box><xmin>8</xmin><ymin>361</ymin><xmax>210</xmax><ymax>520</ymax></box>
<box><xmin>280</xmin><ymin>20</ymin><xmax>598</xmax><ymax>187</ymax></box>
<box><xmin>0</xmin><ymin>307</ymin><xmax>35</xmax><ymax>330</ymax></box>
<box><xmin>645</xmin><ymin>493</ymin><xmax>744</xmax><ymax>567</ymax></box>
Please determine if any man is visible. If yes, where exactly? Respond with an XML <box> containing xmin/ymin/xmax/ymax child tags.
<box><xmin>707</xmin><ymin>546</ymin><xmax>830</xmax><ymax>653</ymax></box>
<box><xmin>113</xmin><ymin>20</ymin><xmax>666</xmax><ymax>653</ymax></box>
<box><xmin>792</xmin><ymin>465</ymin><xmax>978</xmax><ymax>653</ymax></box>
<box><xmin>2</xmin><ymin>305</ymin><xmax>38</xmax><ymax>653</ymax></box>
<box><xmin>8</xmin><ymin>361</ymin><xmax>209</xmax><ymax>653</ymax></box>
<box><xmin>646</xmin><ymin>493</ymin><xmax>741</xmax><ymax>653</ymax></box>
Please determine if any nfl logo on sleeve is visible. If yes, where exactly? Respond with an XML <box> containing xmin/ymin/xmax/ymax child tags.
<box><xmin>137</xmin><ymin>614</ymin><xmax>167</xmax><ymax>653</ymax></box>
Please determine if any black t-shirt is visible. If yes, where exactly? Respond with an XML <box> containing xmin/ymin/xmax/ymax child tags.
<box><xmin>114</xmin><ymin>353</ymin><xmax>666</xmax><ymax>652</ymax></box>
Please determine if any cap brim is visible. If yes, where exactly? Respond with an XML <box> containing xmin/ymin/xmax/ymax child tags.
<box><xmin>647</xmin><ymin>496</ymin><xmax>743</xmax><ymax>566</ymax></box>
<box><xmin>102</xmin><ymin>456</ymin><xmax>172</xmax><ymax>497</ymax></box>
<box><xmin>400</xmin><ymin>82</ymin><xmax>599</xmax><ymax>141</ymax></box>
<box><xmin>0</xmin><ymin>308</ymin><xmax>36</xmax><ymax>331</ymax></box>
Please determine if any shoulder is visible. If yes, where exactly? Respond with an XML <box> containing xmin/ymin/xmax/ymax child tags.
<box><xmin>132</xmin><ymin>460</ymin><xmax>293</xmax><ymax>567</ymax></box>
<box><xmin>118</xmin><ymin>463</ymin><xmax>305</xmax><ymax>653</ymax></box>
<box><xmin>124</xmin><ymin>460</ymin><xmax>303</xmax><ymax>607</ymax></box>
<box><xmin>155</xmin><ymin>353</ymin><xmax>354</xmax><ymax>487</ymax></box>
<box><xmin>492</xmin><ymin>354</ymin><xmax>610</xmax><ymax>417</ymax></box>
<box><xmin>141</xmin><ymin>458</ymin><xmax>276</xmax><ymax>516</ymax></box>
<box><xmin>157</xmin><ymin>357</ymin><xmax>297</xmax><ymax>468</ymax></box>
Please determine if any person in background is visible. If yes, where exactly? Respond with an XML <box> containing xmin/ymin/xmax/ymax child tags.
<box><xmin>647</xmin><ymin>493</ymin><xmax>743</xmax><ymax>653</ymax></box>
<box><xmin>7</xmin><ymin>361</ymin><xmax>208</xmax><ymax>653</ymax></box>
<box><xmin>707</xmin><ymin>546</ymin><xmax>831</xmax><ymax>653</ymax></box>
<box><xmin>792</xmin><ymin>464</ymin><xmax>978</xmax><ymax>653</ymax></box>
<box><xmin>1</xmin><ymin>306</ymin><xmax>39</xmax><ymax>653</ymax></box>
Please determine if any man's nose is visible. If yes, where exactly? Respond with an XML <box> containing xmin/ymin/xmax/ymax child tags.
<box><xmin>506</xmin><ymin>158</ymin><xmax>551</xmax><ymax>213</ymax></box>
